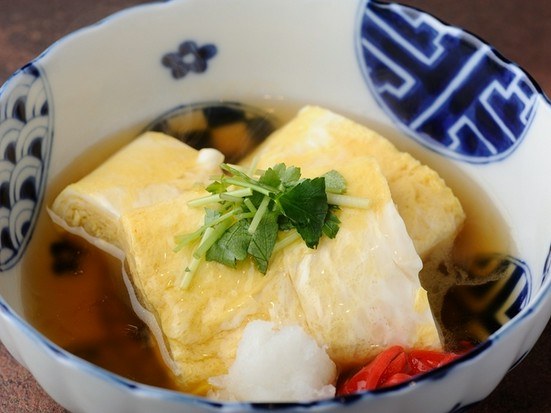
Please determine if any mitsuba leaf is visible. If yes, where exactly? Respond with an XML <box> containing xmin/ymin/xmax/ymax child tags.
<box><xmin>206</xmin><ymin>219</ymin><xmax>251</xmax><ymax>267</ymax></box>
<box><xmin>247</xmin><ymin>210</ymin><xmax>279</xmax><ymax>273</ymax></box>
<box><xmin>278</xmin><ymin>177</ymin><xmax>328</xmax><ymax>248</ymax></box>
<box><xmin>323</xmin><ymin>170</ymin><xmax>346</xmax><ymax>194</ymax></box>
<box><xmin>206</xmin><ymin>180</ymin><xmax>227</xmax><ymax>194</ymax></box>
<box><xmin>277</xmin><ymin>214</ymin><xmax>294</xmax><ymax>231</ymax></box>
<box><xmin>204</xmin><ymin>208</ymin><xmax>221</xmax><ymax>225</ymax></box>
<box><xmin>260</xmin><ymin>163</ymin><xmax>302</xmax><ymax>190</ymax></box>
<box><xmin>259</xmin><ymin>165</ymin><xmax>282</xmax><ymax>188</ymax></box>
<box><xmin>177</xmin><ymin>161</ymin><xmax>350</xmax><ymax>288</ymax></box>
<box><xmin>277</xmin><ymin>164</ymin><xmax>301</xmax><ymax>188</ymax></box>
<box><xmin>323</xmin><ymin>207</ymin><xmax>341</xmax><ymax>239</ymax></box>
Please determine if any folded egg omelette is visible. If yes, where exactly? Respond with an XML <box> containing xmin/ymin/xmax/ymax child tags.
<box><xmin>50</xmin><ymin>106</ymin><xmax>465</xmax><ymax>395</ymax></box>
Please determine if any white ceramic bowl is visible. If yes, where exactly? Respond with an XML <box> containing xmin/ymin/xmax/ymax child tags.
<box><xmin>1</xmin><ymin>0</ymin><xmax>551</xmax><ymax>412</ymax></box>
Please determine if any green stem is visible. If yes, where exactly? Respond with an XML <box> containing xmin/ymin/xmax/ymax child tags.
<box><xmin>187</xmin><ymin>188</ymin><xmax>253</xmax><ymax>207</ymax></box>
<box><xmin>180</xmin><ymin>257</ymin><xmax>201</xmax><ymax>289</ymax></box>
<box><xmin>327</xmin><ymin>193</ymin><xmax>370</xmax><ymax>209</ymax></box>
<box><xmin>273</xmin><ymin>229</ymin><xmax>301</xmax><ymax>253</ymax></box>
<box><xmin>248</xmin><ymin>195</ymin><xmax>270</xmax><ymax>234</ymax></box>
<box><xmin>193</xmin><ymin>220</ymin><xmax>232</xmax><ymax>259</ymax></box>
<box><xmin>223</xmin><ymin>177</ymin><xmax>274</xmax><ymax>197</ymax></box>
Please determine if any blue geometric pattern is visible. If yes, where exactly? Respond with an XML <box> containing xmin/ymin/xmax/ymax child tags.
<box><xmin>443</xmin><ymin>254</ymin><xmax>531</xmax><ymax>340</ymax></box>
<box><xmin>479</xmin><ymin>255</ymin><xmax>531</xmax><ymax>332</ymax></box>
<box><xmin>543</xmin><ymin>243</ymin><xmax>551</xmax><ymax>284</ymax></box>
<box><xmin>0</xmin><ymin>64</ymin><xmax>52</xmax><ymax>270</ymax></box>
<box><xmin>358</xmin><ymin>1</ymin><xmax>539</xmax><ymax>163</ymax></box>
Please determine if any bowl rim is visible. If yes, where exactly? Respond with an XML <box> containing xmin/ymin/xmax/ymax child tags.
<box><xmin>1</xmin><ymin>0</ymin><xmax>551</xmax><ymax>410</ymax></box>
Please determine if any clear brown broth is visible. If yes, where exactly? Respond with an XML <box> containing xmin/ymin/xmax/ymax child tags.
<box><xmin>21</xmin><ymin>117</ymin><xmax>512</xmax><ymax>392</ymax></box>
<box><xmin>23</xmin><ymin>215</ymin><xmax>179</xmax><ymax>389</ymax></box>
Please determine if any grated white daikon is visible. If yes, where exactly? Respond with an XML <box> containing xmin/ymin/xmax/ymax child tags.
<box><xmin>208</xmin><ymin>320</ymin><xmax>336</xmax><ymax>402</ymax></box>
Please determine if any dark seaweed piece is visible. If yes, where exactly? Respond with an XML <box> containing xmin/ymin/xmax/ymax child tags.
<box><xmin>50</xmin><ymin>238</ymin><xmax>83</xmax><ymax>275</ymax></box>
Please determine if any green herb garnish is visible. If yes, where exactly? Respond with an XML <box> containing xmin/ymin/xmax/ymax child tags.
<box><xmin>175</xmin><ymin>162</ymin><xmax>369</xmax><ymax>288</ymax></box>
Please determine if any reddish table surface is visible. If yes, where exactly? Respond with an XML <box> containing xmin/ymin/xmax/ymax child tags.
<box><xmin>1</xmin><ymin>1</ymin><xmax>550</xmax><ymax>412</ymax></box>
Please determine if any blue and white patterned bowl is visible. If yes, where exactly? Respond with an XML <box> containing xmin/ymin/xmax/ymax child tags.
<box><xmin>1</xmin><ymin>0</ymin><xmax>550</xmax><ymax>412</ymax></box>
